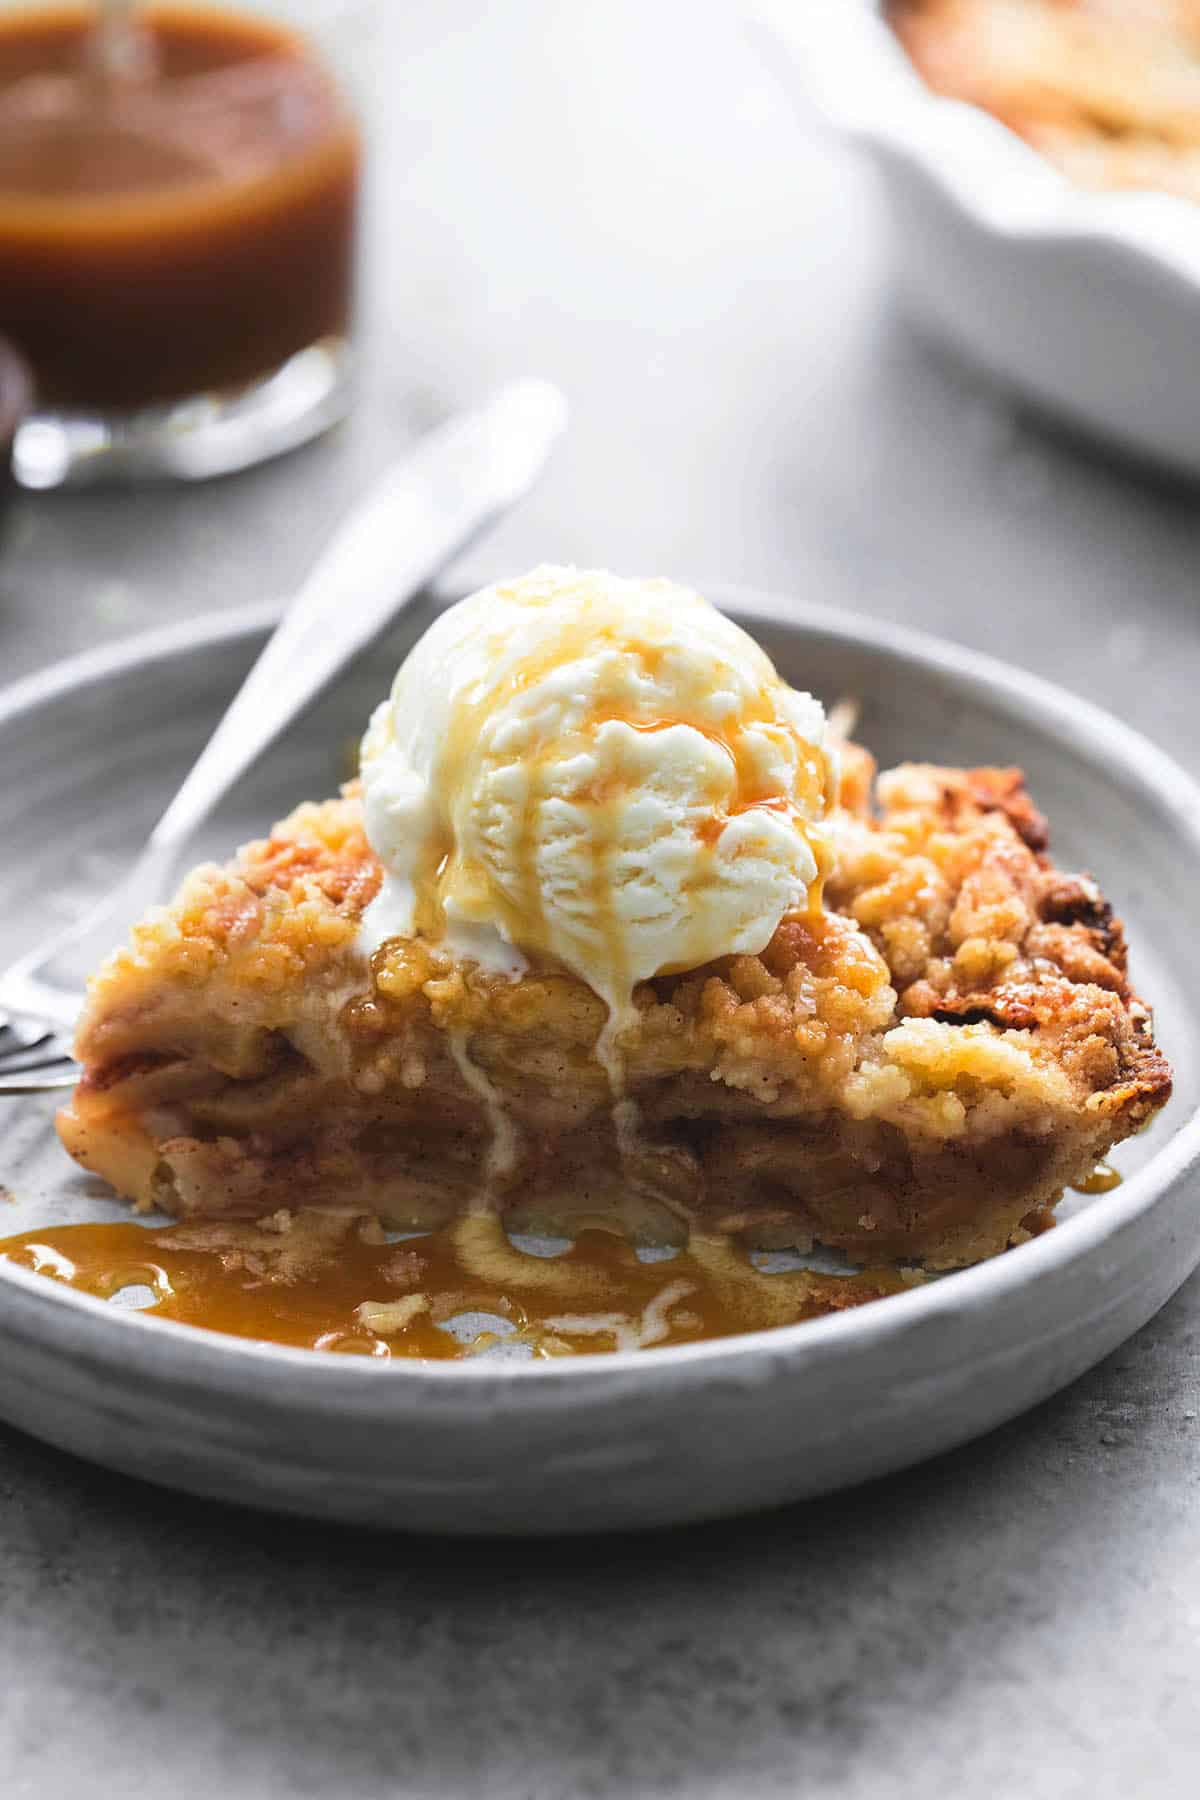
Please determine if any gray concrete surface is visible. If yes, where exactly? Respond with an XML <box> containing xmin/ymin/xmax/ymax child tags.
<box><xmin>1</xmin><ymin>3</ymin><xmax>1198</xmax><ymax>1794</ymax></box>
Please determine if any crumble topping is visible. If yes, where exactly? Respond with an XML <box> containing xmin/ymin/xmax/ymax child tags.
<box><xmin>61</xmin><ymin>749</ymin><xmax>1170</xmax><ymax>1268</ymax></box>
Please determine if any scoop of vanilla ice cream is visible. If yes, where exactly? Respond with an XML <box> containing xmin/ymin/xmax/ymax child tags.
<box><xmin>360</xmin><ymin>567</ymin><xmax>832</xmax><ymax>1023</ymax></box>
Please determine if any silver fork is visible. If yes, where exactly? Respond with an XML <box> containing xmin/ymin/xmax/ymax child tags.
<box><xmin>0</xmin><ymin>378</ymin><xmax>567</xmax><ymax>1095</ymax></box>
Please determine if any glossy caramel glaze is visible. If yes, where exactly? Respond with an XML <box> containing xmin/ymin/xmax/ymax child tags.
<box><xmin>0</xmin><ymin>1210</ymin><xmax>913</xmax><ymax>1360</ymax></box>
<box><xmin>403</xmin><ymin>611</ymin><xmax>835</xmax><ymax>985</ymax></box>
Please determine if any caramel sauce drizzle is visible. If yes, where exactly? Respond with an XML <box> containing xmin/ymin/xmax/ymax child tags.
<box><xmin>0</xmin><ymin>1211</ymin><xmax>910</xmax><ymax>1361</ymax></box>
<box><xmin>407</xmin><ymin>602</ymin><xmax>836</xmax><ymax>1171</ymax></box>
<box><xmin>410</xmin><ymin>596</ymin><xmax>835</xmax><ymax>991</ymax></box>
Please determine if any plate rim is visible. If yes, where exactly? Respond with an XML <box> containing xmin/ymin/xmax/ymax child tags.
<box><xmin>3</xmin><ymin>582</ymin><xmax>1199</xmax><ymax>1392</ymax></box>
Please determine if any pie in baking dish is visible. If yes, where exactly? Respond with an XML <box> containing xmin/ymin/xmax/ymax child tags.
<box><xmin>58</xmin><ymin>572</ymin><xmax>1169</xmax><ymax>1274</ymax></box>
<box><xmin>887</xmin><ymin>0</ymin><xmax>1200</xmax><ymax>203</ymax></box>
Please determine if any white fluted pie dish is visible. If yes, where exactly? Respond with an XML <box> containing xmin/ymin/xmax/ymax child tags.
<box><xmin>754</xmin><ymin>0</ymin><xmax>1200</xmax><ymax>476</ymax></box>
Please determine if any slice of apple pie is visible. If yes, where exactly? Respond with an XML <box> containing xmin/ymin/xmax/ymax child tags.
<box><xmin>58</xmin><ymin>738</ymin><xmax>1169</xmax><ymax>1269</ymax></box>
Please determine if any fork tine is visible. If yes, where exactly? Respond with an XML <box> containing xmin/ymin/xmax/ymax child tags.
<box><xmin>0</xmin><ymin>1066</ymin><xmax>79</xmax><ymax>1095</ymax></box>
<box><xmin>0</xmin><ymin>1026</ymin><xmax>57</xmax><ymax>1056</ymax></box>
<box><xmin>0</xmin><ymin>1011</ymin><xmax>78</xmax><ymax>1094</ymax></box>
<box><xmin>0</xmin><ymin>1036</ymin><xmax>74</xmax><ymax>1074</ymax></box>
<box><xmin>0</xmin><ymin>1017</ymin><xmax>55</xmax><ymax>1054</ymax></box>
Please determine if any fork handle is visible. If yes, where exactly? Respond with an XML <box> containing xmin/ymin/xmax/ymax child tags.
<box><xmin>150</xmin><ymin>379</ymin><xmax>566</xmax><ymax>854</ymax></box>
<box><xmin>3</xmin><ymin>380</ymin><xmax>566</xmax><ymax>1025</ymax></box>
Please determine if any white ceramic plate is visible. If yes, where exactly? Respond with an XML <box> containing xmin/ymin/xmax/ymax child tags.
<box><xmin>753</xmin><ymin>0</ymin><xmax>1200</xmax><ymax>477</ymax></box>
<box><xmin>1</xmin><ymin>589</ymin><xmax>1198</xmax><ymax>1534</ymax></box>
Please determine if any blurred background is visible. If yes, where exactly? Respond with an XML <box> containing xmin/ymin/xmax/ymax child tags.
<box><xmin>2</xmin><ymin>0</ymin><xmax>1196</xmax><ymax>771</ymax></box>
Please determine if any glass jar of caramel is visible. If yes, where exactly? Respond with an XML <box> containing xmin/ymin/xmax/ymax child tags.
<box><xmin>0</xmin><ymin>3</ymin><xmax>361</xmax><ymax>485</ymax></box>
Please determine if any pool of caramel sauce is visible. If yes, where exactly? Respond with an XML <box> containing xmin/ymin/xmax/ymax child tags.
<box><xmin>0</xmin><ymin>1212</ymin><xmax>910</xmax><ymax>1360</ymax></box>
<box><xmin>0</xmin><ymin>1164</ymin><xmax>1120</xmax><ymax>1357</ymax></box>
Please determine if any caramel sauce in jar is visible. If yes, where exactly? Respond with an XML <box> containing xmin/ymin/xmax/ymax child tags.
<box><xmin>0</xmin><ymin>1210</ymin><xmax>913</xmax><ymax>1360</ymax></box>
<box><xmin>0</xmin><ymin>4</ymin><xmax>359</xmax><ymax>409</ymax></box>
